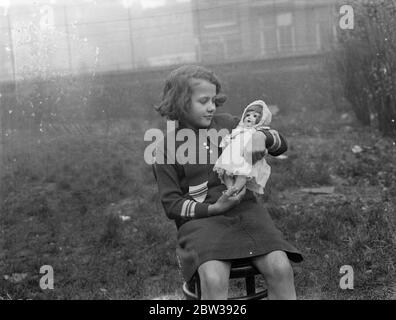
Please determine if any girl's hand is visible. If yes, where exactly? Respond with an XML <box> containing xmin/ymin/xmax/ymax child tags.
<box><xmin>208</xmin><ymin>186</ymin><xmax>246</xmax><ymax>216</ymax></box>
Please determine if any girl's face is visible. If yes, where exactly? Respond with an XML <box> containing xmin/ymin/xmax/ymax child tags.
<box><xmin>183</xmin><ymin>79</ymin><xmax>217</xmax><ymax>129</ymax></box>
<box><xmin>243</xmin><ymin>111</ymin><xmax>261</xmax><ymax>127</ymax></box>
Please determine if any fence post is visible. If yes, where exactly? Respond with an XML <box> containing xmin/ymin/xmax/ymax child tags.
<box><xmin>63</xmin><ymin>5</ymin><xmax>73</xmax><ymax>73</ymax></box>
<box><xmin>0</xmin><ymin>91</ymin><xmax>5</xmax><ymax>211</ymax></box>
<box><xmin>6</xmin><ymin>13</ymin><xmax>16</xmax><ymax>86</ymax></box>
<box><xmin>127</xmin><ymin>7</ymin><xmax>135</xmax><ymax>70</ymax></box>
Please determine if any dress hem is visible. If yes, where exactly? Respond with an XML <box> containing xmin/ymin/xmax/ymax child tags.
<box><xmin>180</xmin><ymin>244</ymin><xmax>303</xmax><ymax>282</ymax></box>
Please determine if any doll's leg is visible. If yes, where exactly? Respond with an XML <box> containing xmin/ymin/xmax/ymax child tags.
<box><xmin>231</xmin><ymin>175</ymin><xmax>247</xmax><ymax>194</ymax></box>
<box><xmin>223</xmin><ymin>174</ymin><xmax>235</xmax><ymax>190</ymax></box>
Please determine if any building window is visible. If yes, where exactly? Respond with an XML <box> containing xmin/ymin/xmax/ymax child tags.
<box><xmin>259</xmin><ymin>26</ymin><xmax>277</xmax><ymax>57</ymax></box>
<box><xmin>258</xmin><ymin>16</ymin><xmax>277</xmax><ymax>57</ymax></box>
<box><xmin>276</xmin><ymin>12</ymin><xmax>292</xmax><ymax>27</ymax></box>
<box><xmin>276</xmin><ymin>12</ymin><xmax>295</xmax><ymax>54</ymax></box>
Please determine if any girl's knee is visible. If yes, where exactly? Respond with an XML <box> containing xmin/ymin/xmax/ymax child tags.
<box><xmin>199</xmin><ymin>269</ymin><xmax>229</xmax><ymax>291</ymax></box>
<box><xmin>258</xmin><ymin>251</ymin><xmax>294</xmax><ymax>281</ymax></box>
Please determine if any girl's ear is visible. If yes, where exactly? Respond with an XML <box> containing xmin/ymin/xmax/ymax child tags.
<box><xmin>214</xmin><ymin>93</ymin><xmax>227</xmax><ymax>107</ymax></box>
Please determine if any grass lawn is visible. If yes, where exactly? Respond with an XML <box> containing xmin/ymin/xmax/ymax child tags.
<box><xmin>1</xmin><ymin>71</ymin><xmax>395</xmax><ymax>300</ymax></box>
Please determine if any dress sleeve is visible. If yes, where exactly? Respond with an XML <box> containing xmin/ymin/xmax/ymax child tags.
<box><xmin>256</xmin><ymin>128</ymin><xmax>288</xmax><ymax>156</ymax></box>
<box><xmin>153</xmin><ymin>144</ymin><xmax>210</xmax><ymax>220</ymax></box>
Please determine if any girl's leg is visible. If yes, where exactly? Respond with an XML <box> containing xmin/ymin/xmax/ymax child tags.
<box><xmin>252</xmin><ymin>250</ymin><xmax>297</xmax><ymax>300</ymax></box>
<box><xmin>198</xmin><ymin>260</ymin><xmax>232</xmax><ymax>300</ymax></box>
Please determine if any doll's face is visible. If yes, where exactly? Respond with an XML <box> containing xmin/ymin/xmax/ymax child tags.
<box><xmin>243</xmin><ymin>111</ymin><xmax>261</xmax><ymax>127</ymax></box>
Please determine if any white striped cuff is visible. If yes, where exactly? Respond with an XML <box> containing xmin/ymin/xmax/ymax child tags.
<box><xmin>268</xmin><ymin>129</ymin><xmax>281</xmax><ymax>152</ymax></box>
<box><xmin>181</xmin><ymin>200</ymin><xmax>197</xmax><ymax>218</ymax></box>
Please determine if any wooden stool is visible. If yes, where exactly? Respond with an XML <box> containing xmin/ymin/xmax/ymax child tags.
<box><xmin>152</xmin><ymin>166</ymin><xmax>268</xmax><ymax>300</ymax></box>
<box><xmin>182</xmin><ymin>259</ymin><xmax>268</xmax><ymax>300</ymax></box>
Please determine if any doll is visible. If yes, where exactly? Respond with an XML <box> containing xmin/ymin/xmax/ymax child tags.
<box><xmin>214</xmin><ymin>100</ymin><xmax>272</xmax><ymax>195</ymax></box>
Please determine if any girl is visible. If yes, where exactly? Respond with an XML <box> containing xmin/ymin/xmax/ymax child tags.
<box><xmin>154</xmin><ymin>65</ymin><xmax>302</xmax><ymax>300</ymax></box>
<box><xmin>214</xmin><ymin>100</ymin><xmax>273</xmax><ymax>196</ymax></box>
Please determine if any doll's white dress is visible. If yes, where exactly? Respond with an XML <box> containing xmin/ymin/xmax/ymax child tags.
<box><xmin>213</xmin><ymin>100</ymin><xmax>272</xmax><ymax>194</ymax></box>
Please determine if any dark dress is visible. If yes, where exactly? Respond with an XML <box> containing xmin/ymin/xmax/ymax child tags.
<box><xmin>154</xmin><ymin>113</ymin><xmax>303</xmax><ymax>281</ymax></box>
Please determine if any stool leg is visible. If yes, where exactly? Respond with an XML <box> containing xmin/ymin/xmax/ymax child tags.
<box><xmin>196</xmin><ymin>274</ymin><xmax>202</xmax><ymax>300</ymax></box>
<box><xmin>246</xmin><ymin>276</ymin><xmax>256</xmax><ymax>295</ymax></box>
<box><xmin>187</xmin><ymin>280</ymin><xmax>195</xmax><ymax>295</ymax></box>
<box><xmin>184</xmin><ymin>274</ymin><xmax>201</xmax><ymax>300</ymax></box>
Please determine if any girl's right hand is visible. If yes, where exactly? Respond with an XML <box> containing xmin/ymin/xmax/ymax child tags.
<box><xmin>208</xmin><ymin>186</ymin><xmax>246</xmax><ymax>216</ymax></box>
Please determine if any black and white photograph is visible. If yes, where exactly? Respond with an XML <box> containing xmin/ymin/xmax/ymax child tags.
<box><xmin>0</xmin><ymin>0</ymin><xmax>395</xmax><ymax>302</ymax></box>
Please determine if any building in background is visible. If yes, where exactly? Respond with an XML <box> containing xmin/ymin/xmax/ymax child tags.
<box><xmin>0</xmin><ymin>0</ymin><xmax>196</xmax><ymax>81</ymax></box>
<box><xmin>0</xmin><ymin>0</ymin><xmax>337</xmax><ymax>82</ymax></box>
<box><xmin>0</xmin><ymin>13</ymin><xmax>14</xmax><ymax>82</ymax></box>
<box><xmin>129</xmin><ymin>0</ymin><xmax>196</xmax><ymax>68</ymax></box>
<box><xmin>191</xmin><ymin>0</ymin><xmax>336</xmax><ymax>63</ymax></box>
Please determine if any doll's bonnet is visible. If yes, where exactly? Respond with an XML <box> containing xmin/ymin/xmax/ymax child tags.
<box><xmin>239</xmin><ymin>100</ymin><xmax>272</xmax><ymax>128</ymax></box>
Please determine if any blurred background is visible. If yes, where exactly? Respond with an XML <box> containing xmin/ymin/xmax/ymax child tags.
<box><xmin>0</xmin><ymin>0</ymin><xmax>395</xmax><ymax>300</ymax></box>
<box><xmin>0</xmin><ymin>0</ymin><xmax>335</xmax><ymax>78</ymax></box>
<box><xmin>0</xmin><ymin>0</ymin><xmax>340</xmax><ymax>138</ymax></box>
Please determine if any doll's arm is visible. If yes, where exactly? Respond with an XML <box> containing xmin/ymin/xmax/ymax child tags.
<box><xmin>220</xmin><ymin>125</ymin><xmax>244</xmax><ymax>148</ymax></box>
<box><xmin>220</xmin><ymin>133</ymin><xmax>232</xmax><ymax>148</ymax></box>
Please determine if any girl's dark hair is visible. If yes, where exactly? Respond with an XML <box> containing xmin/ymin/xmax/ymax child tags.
<box><xmin>155</xmin><ymin>65</ymin><xmax>227</xmax><ymax>120</ymax></box>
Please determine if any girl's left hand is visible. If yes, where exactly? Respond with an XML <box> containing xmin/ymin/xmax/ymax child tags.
<box><xmin>244</xmin><ymin>131</ymin><xmax>267</xmax><ymax>164</ymax></box>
